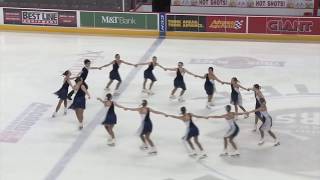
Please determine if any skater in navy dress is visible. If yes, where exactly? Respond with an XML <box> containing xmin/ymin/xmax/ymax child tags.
<box><xmin>165</xmin><ymin>107</ymin><xmax>207</xmax><ymax>159</ymax></box>
<box><xmin>52</xmin><ymin>70</ymin><xmax>75</xmax><ymax>117</ymax></box>
<box><xmin>223</xmin><ymin>77</ymin><xmax>249</xmax><ymax>118</ymax></box>
<box><xmin>195</xmin><ymin>67</ymin><xmax>224</xmax><ymax>108</ymax></box>
<box><xmin>248</xmin><ymin>84</ymin><xmax>265</xmax><ymax>131</ymax></box>
<box><xmin>164</xmin><ymin>62</ymin><xmax>198</xmax><ymax>102</ymax></box>
<box><xmin>69</xmin><ymin>77</ymin><xmax>91</xmax><ymax>130</ymax></box>
<box><xmin>67</xmin><ymin>59</ymin><xmax>100</xmax><ymax>100</ymax></box>
<box><xmin>100</xmin><ymin>54</ymin><xmax>136</xmax><ymax>95</ymax></box>
<box><xmin>207</xmin><ymin>105</ymin><xmax>249</xmax><ymax>156</ymax></box>
<box><xmin>248</xmin><ymin>98</ymin><xmax>280</xmax><ymax>146</ymax></box>
<box><xmin>136</xmin><ymin>56</ymin><xmax>166</xmax><ymax>95</ymax></box>
<box><xmin>123</xmin><ymin>99</ymin><xmax>166</xmax><ymax>154</ymax></box>
<box><xmin>97</xmin><ymin>93</ymin><xmax>125</xmax><ymax>146</ymax></box>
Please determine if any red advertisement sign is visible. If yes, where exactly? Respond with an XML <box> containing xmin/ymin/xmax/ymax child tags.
<box><xmin>248</xmin><ymin>16</ymin><xmax>320</xmax><ymax>35</ymax></box>
<box><xmin>206</xmin><ymin>16</ymin><xmax>246</xmax><ymax>33</ymax></box>
<box><xmin>3</xmin><ymin>8</ymin><xmax>77</xmax><ymax>27</ymax></box>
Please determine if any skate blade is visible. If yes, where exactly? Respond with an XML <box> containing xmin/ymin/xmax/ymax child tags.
<box><xmin>148</xmin><ymin>152</ymin><xmax>157</xmax><ymax>155</ymax></box>
<box><xmin>274</xmin><ymin>142</ymin><xmax>280</xmax><ymax>146</ymax></box>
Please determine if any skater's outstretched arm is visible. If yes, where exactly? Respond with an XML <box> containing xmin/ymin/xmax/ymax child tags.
<box><xmin>208</xmin><ymin>114</ymin><xmax>228</xmax><ymax>119</ymax></box>
<box><xmin>191</xmin><ymin>113</ymin><xmax>208</xmax><ymax>119</ymax></box>
<box><xmin>90</xmin><ymin>64</ymin><xmax>101</xmax><ymax>70</ymax></box>
<box><xmin>195</xmin><ymin>74</ymin><xmax>206</xmax><ymax>79</ymax></box>
<box><xmin>156</xmin><ymin>63</ymin><xmax>167</xmax><ymax>71</ymax></box>
<box><xmin>112</xmin><ymin>102</ymin><xmax>127</xmax><ymax>110</ymax></box>
<box><xmin>121</xmin><ymin>60</ymin><xmax>137</xmax><ymax>67</ymax></box>
<box><xmin>65</xmin><ymin>78</ymin><xmax>76</xmax><ymax>90</ymax></box>
<box><xmin>184</xmin><ymin>69</ymin><xmax>199</xmax><ymax>77</ymax></box>
<box><xmin>222</xmin><ymin>81</ymin><xmax>231</xmax><ymax>85</ymax></box>
<box><xmin>149</xmin><ymin>108</ymin><xmax>166</xmax><ymax>115</ymax></box>
<box><xmin>81</xmin><ymin>85</ymin><xmax>91</xmax><ymax>99</ymax></box>
<box><xmin>100</xmin><ymin>61</ymin><xmax>114</xmax><ymax>69</ymax></box>
<box><xmin>238</xmin><ymin>84</ymin><xmax>249</xmax><ymax>91</ymax></box>
<box><xmin>164</xmin><ymin>67</ymin><xmax>177</xmax><ymax>71</ymax></box>
<box><xmin>135</xmin><ymin>62</ymin><xmax>150</xmax><ymax>66</ymax></box>
<box><xmin>97</xmin><ymin>97</ymin><xmax>106</xmax><ymax>104</ymax></box>
<box><xmin>124</xmin><ymin>107</ymin><xmax>141</xmax><ymax>111</ymax></box>
<box><xmin>213</xmin><ymin>74</ymin><xmax>225</xmax><ymax>84</ymax></box>
<box><xmin>166</xmin><ymin>114</ymin><xmax>182</xmax><ymax>119</ymax></box>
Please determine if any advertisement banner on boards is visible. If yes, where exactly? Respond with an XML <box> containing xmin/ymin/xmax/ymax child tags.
<box><xmin>3</xmin><ymin>8</ymin><xmax>77</xmax><ymax>27</ymax></box>
<box><xmin>248</xmin><ymin>16</ymin><xmax>320</xmax><ymax>35</ymax></box>
<box><xmin>206</xmin><ymin>16</ymin><xmax>246</xmax><ymax>33</ymax></box>
<box><xmin>80</xmin><ymin>12</ymin><xmax>158</xmax><ymax>30</ymax></box>
<box><xmin>167</xmin><ymin>15</ymin><xmax>206</xmax><ymax>32</ymax></box>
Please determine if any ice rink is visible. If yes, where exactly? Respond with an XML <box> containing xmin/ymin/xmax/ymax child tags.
<box><xmin>0</xmin><ymin>31</ymin><xmax>319</xmax><ymax>180</ymax></box>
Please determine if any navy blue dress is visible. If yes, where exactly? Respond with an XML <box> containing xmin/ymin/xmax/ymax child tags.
<box><xmin>102</xmin><ymin>101</ymin><xmax>117</xmax><ymax>125</ymax></box>
<box><xmin>69</xmin><ymin>83</ymin><xmax>88</xmax><ymax>109</ymax></box>
<box><xmin>255</xmin><ymin>92</ymin><xmax>262</xmax><ymax>118</ymax></box>
<box><xmin>185</xmin><ymin>114</ymin><xmax>199</xmax><ymax>140</ymax></box>
<box><xmin>144</xmin><ymin>63</ymin><xmax>157</xmax><ymax>82</ymax></box>
<box><xmin>54</xmin><ymin>80</ymin><xmax>69</xmax><ymax>100</ymax></box>
<box><xmin>140</xmin><ymin>109</ymin><xmax>153</xmax><ymax>135</ymax></box>
<box><xmin>109</xmin><ymin>61</ymin><xmax>121</xmax><ymax>82</ymax></box>
<box><xmin>80</xmin><ymin>67</ymin><xmax>89</xmax><ymax>81</ymax></box>
<box><xmin>204</xmin><ymin>74</ymin><xmax>215</xmax><ymax>96</ymax></box>
<box><xmin>174</xmin><ymin>68</ymin><xmax>186</xmax><ymax>90</ymax></box>
<box><xmin>230</xmin><ymin>84</ymin><xmax>239</xmax><ymax>105</ymax></box>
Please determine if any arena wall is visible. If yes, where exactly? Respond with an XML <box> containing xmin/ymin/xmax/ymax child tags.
<box><xmin>0</xmin><ymin>7</ymin><xmax>319</xmax><ymax>42</ymax></box>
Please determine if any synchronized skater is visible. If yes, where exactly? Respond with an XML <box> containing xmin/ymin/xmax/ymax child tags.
<box><xmin>69</xmin><ymin>77</ymin><xmax>91</xmax><ymax>130</ymax></box>
<box><xmin>165</xmin><ymin>62</ymin><xmax>199</xmax><ymax>102</ymax></box>
<box><xmin>206</xmin><ymin>105</ymin><xmax>246</xmax><ymax>156</ymax></box>
<box><xmin>67</xmin><ymin>59</ymin><xmax>100</xmax><ymax>100</ymax></box>
<box><xmin>122</xmin><ymin>99</ymin><xmax>167</xmax><ymax>154</ymax></box>
<box><xmin>223</xmin><ymin>77</ymin><xmax>249</xmax><ymax>118</ymax></box>
<box><xmin>53</xmin><ymin>56</ymin><xmax>280</xmax><ymax>158</ymax></box>
<box><xmin>195</xmin><ymin>67</ymin><xmax>224</xmax><ymax>108</ymax></box>
<box><xmin>100</xmin><ymin>54</ymin><xmax>136</xmax><ymax>95</ymax></box>
<box><xmin>97</xmin><ymin>93</ymin><xmax>126</xmax><ymax>146</ymax></box>
<box><xmin>53</xmin><ymin>70</ymin><xmax>75</xmax><ymax>117</ymax></box>
<box><xmin>165</xmin><ymin>106</ymin><xmax>207</xmax><ymax>159</ymax></box>
<box><xmin>247</xmin><ymin>98</ymin><xmax>280</xmax><ymax>146</ymax></box>
<box><xmin>136</xmin><ymin>56</ymin><xmax>166</xmax><ymax>95</ymax></box>
<box><xmin>249</xmin><ymin>84</ymin><xmax>265</xmax><ymax>131</ymax></box>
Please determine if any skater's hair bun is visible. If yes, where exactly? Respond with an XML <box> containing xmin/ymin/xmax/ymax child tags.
<box><xmin>178</xmin><ymin>62</ymin><xmax>183</xmax><ymax>65</ymax></box>
<box><xmin>208</xmin><ymin>67</ymin><xmax>213</xmax><ymax>71</ymax></box>
<box><xmin>225</xmin><ymin>105</ymin><xmax>231</xmax><ymax>112</ymax></box>
<box><xmin>180</xmin><ymin>106</ymin><xmax>186</xmax><ymax>114</ymax></box>
<box><xmin>254</xmin><ymin>84</ymin><xmax>261</xmax><ymax>89</ymax></box>
<box><xmin>142</xmin><ymin>99</ymin><xmax>148</xmax><ymax>107</ymax></box>
<box><xmin>152</xmin><ymin>56</ymin><xmax>157</xmax><ymax>59</ymax></box>
<box><xmin>84</xmin><ymin>59</ymin><xmax>91</xmax><ymax>64</ymax></box>
<box><xmin>62</xmin><ymin>70</ymin><xmax>70</xmax><ymax>76</ymax></box>
<box><xmin>106</xmin><ymin>93</ymin><xmax>112</xmax><ymax>100</ymax></box>
<box><xmin>115</xmin><ymin>54</ymin><xmax>120</xmax><ymax>58</ymax></box>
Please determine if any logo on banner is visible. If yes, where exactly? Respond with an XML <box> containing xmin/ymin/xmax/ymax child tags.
<box><xmin>22</xmin><ymin>11</ymin><xmax>58</xmax><ymax>25</ymax></box>
<box><xmin>101</xmin><ymin>16</ymin><xmax>136</xmax><ymax>25</ymax></box>
<box><xmin>267</xmin><ymin>19</ymin><xmax>313</xmax><ymax>32</ymax></box>
<box><xmin>159</xmin><ymin>13</ymin><xmax>166</xmax><ymax>32</ymax></box>
<box><xmin>209</xmin><ymin>20</ymin><xmax>244</xmax><ymax>29</ymax></box>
